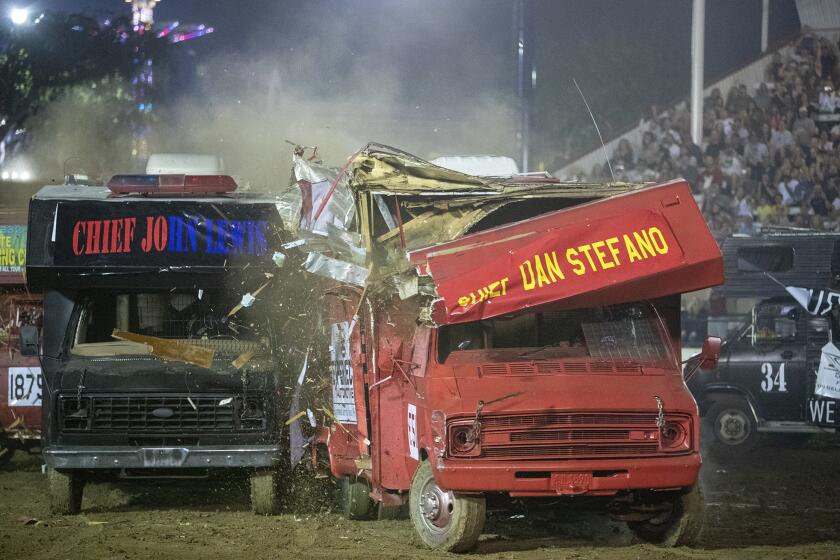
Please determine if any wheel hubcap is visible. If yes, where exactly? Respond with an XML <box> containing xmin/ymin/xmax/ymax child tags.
<box><xmin>418</xmin><ymin>479</ymin><xmax>454</xmax><ymax>531</ymax></box>
<box><xmin>718</xmin><ymin>408</ymin><xmax>750</xmax><ymax>444</ymax></box>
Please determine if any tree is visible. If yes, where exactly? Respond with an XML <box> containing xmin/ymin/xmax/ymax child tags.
<box><xmin>0</xmin><ymin>11</ymin><xmax>168</xmax><ymax>174</ymax></box>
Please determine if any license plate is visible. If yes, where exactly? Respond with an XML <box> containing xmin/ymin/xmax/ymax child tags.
<box><xmin>7</xmin><ymin>367</ymin><xmax>43</xmax><ymax>407</ymax></box>
<box><xmin>142</xmin><ymin>448</ymin><xmax>188</xmax><ymax>468</ymax></box>
<box><xmin>806</xmin><ymin>398</ymin><xmax>839</xmax><ymax>427</ymax></box>
<box><xmin>551</xmin><ymin>472</ymin><xmax>592</xmax><ymax>495</ymax></box>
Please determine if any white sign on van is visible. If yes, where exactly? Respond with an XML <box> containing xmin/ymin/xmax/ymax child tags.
<box><xmin>407</xmin><ymin>403</ymin><xmax>419</xmax><ymax>460</ymax></box>
<box><xmin>815</xmin><ymin>342</ymin><xmax>840</xmax><ymax>399</ymax></box>
<box><xmin>330</xmin><ymin>321</ymin><xmax>356</xmax><ymax>423</ymax></box>
<box><xmin>7</xmin><ymin>367</ymin><xmax>43</xmax><ymax>407</ymax></box>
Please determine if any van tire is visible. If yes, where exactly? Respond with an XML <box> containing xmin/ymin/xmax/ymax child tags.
<box><xmin>704</xmin><ymin>394</ymin><xmax>759</xmax><ymax>458</ymax></box>
<box><xmin>48</xmin><ymin>468</ymin><xmax>84</xmax><ymax>515</ymax></box>
<box><xmin>0</xmin><ymin>433</ymin><xmax>15</xmax><ymax>465</ymax></box>
<box><xmin>409</xmin><ymin>459</ymin><xmax>485</xmax><ymax>552</ymax></box>
<box><xmin>627</xmin><ymin>484</ymin><xmax>704</xmax><ymax>546</ymax></box>
<box><xmin>340</xmin><ymin>477</ymin><xmax>375</xmax><ymax>520</ymax></box>
<box><xmin>250</xmin><ymin>469</ymin><xmax>281</xmax><ymax>515</ymax></box>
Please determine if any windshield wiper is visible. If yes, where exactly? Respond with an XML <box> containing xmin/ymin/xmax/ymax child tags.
<box><xmin>518</xmin><ymin>345</ymin><xmax>557</xmax><ymax>359</ymax></box>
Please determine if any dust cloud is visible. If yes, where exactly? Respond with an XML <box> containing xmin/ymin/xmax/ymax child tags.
<box><xmin>20</xmin><ymin>1</ymin><xmax>519</xmax><ymax>187</ymax></box>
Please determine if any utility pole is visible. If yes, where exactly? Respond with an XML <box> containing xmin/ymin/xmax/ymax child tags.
<box><xmin>690</xmin><ymin>0</ymin><xmax>705</xmax><ymax>146</ymax></box>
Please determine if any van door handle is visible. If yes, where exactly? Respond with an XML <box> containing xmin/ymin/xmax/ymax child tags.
<box><xmin>781</xmin><ymin>350</ymin><xmax>795</xmax><ymax>359</ymax></box>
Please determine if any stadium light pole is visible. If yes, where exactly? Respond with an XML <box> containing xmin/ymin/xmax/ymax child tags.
<box><xmin>515</xmin><ymin>0</ymin><xmax>529</xmax><ymax>173</ymax></box>
<box><xmin>690</xmin><ymin>0</ymin><xmax>705</xmax><ymax>146</ymax></box>
<box><xmin>761</xmin><ymin>0</ymin><xmax>769</xmax><ymax>53</ymax></box>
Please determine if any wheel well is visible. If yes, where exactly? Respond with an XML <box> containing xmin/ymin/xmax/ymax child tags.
<box><xmin>701</xmin><ymin>389</ymin><xmax>760</xmax><ymax>423</ymax></box>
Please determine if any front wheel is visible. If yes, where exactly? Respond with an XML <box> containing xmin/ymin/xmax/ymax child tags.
<box><xmin>340</xmin><ymin>476</ymin><xmax>376</xmax><ymax>520</ymax></box>
<box><xmin>409</xmin><ymin>460</ymin><xmax>485</xmax><ymax>553</ymax></box>
<box><xmin>48</xmin><ymin>468</ymin><xmax>84</xmax><ymax>515</ymax></box>
<box><xmin>0</xmin><ymin>433</ymin><xmax>16</xmax><ymax>465</ymax></box>
<box><xmin>704</xmin><ymin>395</ymin><xmax>759</xmax><ymax>459</ymax></box>
<box><xmin>627</xmin><ymin>484</ymin><xmax>704</xmax><ymax>546</ymax></box>
<box><xmin>250</xmin><ymin>469</ymin><xmax>281</xmax><ymax>515</ymax></box>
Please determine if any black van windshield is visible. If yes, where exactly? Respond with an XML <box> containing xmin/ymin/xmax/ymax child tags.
<box><xmin>438</xmin><ymin>302</ymin><xmax>675</xmax><ymax>366</ymax></box>
<box><xmin>70</xmin><ymin>289</ymin><xmax>270</xmax><ymax>360</ymax></box>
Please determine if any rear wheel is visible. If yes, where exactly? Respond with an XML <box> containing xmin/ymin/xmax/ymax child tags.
<box><xmin>0</xmin><ymin>433</ymin><xmax>16</xmax><ymax>465</ymax></box>
<box><xmin>409</xmin><ymin>460</ymin><xmax>486</xmax><ymax>552</ymax></box>
<box><xmin>340</xmin><ymin>476</ymin><xmax>376</xmax><ymax>520</ymax></box>
<box><xmin>627</xmin><ymin>484</ymin><xmax>704</xmax><ymax>546</ymax></box>
<box><xmin>704</xmin><ymin>395</ymin><xmax>759</xmax><ymax>459</ymax></box>
<box><xmin>250</xmin><ymin>469</ymin><xmax>281</xmax><ymax>515</ymax></box>
<box><xmin>48</xmin><ymin>468</ymin><xmax>84</xmax><ymax>515</ymax></box>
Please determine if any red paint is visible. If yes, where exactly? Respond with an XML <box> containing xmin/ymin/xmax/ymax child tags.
<box><xmin>72</xmin><ymin>218</ymin><xmax>137</xmax><ymax>256</ymax></box>
<box><xmin>410</xmin><ymin>181</ymin><xmax>722</xmax><ymax>325</ymax></box>
<box><xmin>140</xmin><ymin>216</ymin><xmax>168</xmax><ymax>252</ymax></box>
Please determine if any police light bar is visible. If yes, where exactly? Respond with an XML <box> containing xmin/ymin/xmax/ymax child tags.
<box><xmin>107</xmin><ymin>174</ymin><xmax>238</xmax><ymax>194</ymax></box>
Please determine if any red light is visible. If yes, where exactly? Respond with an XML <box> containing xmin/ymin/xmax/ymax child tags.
<box><xmin>107</xmin><ymin>174</ymin><xmax>237</xmax><ymax>195</ymax></box>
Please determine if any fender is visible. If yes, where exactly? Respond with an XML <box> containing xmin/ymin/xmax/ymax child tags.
<box><xmin>699</xmin><ymin>383</ymin><xmax>761</xmax><ymax>423</ymax></box>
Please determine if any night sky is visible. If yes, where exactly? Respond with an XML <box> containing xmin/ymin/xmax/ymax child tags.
<box><xmin>17</xmin><ymin>0</ymin><xmax>800</xmax><ymax>94</ymax></box>
<box><xmin>0</xmin><ymin>0</ymin><xmax>802</xmax><ymax>174</ymax></box>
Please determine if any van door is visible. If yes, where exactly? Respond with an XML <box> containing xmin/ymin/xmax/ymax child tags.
<box><xmin>748</xmin><ymin>301</ymin><xmax>808</xmax><ymax>421</ymax></box>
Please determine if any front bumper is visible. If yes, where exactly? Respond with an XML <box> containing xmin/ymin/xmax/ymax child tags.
<box><xmin>43</xmin><ymin>444</ymin><xmax>282</xmax><ymax>470</ymax></box>
<box><xmin>433</xmin><ymin>453</ymin><xmax>701</xmax><ymax>497</ymax></box>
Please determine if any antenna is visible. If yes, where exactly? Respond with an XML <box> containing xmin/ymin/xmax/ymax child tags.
<box><xmin>573</xmin><ymin>78</ymin><xmax>616</xmax><ymax>183</ymax></box>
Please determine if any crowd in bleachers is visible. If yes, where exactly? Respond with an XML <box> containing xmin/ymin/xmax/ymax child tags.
<box><xmin>585</xmin><ymin>29</ymin><xmax>840</xmax><ymax>241</ymax></box>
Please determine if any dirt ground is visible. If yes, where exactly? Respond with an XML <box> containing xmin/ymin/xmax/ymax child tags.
<box><xmin>2</xmin><ymin>437</ymin><xmax>840</xmax><ymax>560</ymax></box>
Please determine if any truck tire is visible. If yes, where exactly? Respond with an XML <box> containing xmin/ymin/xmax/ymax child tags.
<box><xmin>48</xmin><ymin>468</ymin><xmax>84</xmax><ymax>515</ymax></box>
<box><xmin>704</xmin><ymin>395</ymin><xmax>759</xmax><ymax>458</ymax></box>
<box><xmin>340</xmin><ymin>476</ymin><xmax>375</xmax><ymax>520</ymax></box>
<box><xmin>627</xmin><ymin>484</ymin><xmax>704</xmax><ymax>546</ymax></box>
<box><xmin>250</xmin><ymin>469</ymin><xmax>281</xmax><ymax>515</ymax></box>
<box><xmin>409</xmin><ymin>459</ymin><xmax>486</xmax><ymax>553</ymax></box>
<box><xmin>0</xmin><ymin>433</ymin><xmax>15</xmax><ymax>465</ymax></box>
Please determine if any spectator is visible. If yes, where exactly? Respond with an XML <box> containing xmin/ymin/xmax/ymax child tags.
<box><xmin>792</xmin><ymin>106</ymin><xmax>817</xmax><ymax>146</ymax></box>
<box><xmin>566</xmin><ymin>31</ymin><xmax>840</xmax><ymax>242</ymax></box>
<box><xmin>808</xmin><ymin>184</ymin><xmax>831</xmax><ymax>217</ymax></box>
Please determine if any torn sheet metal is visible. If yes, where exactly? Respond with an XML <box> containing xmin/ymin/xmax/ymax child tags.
<box><xmin>294</xmin><ymin>155</ymin><xmax>355</xmax><ymax>236</ymax></box>
<box><xmin>304</xmin><ymin>252</ymin><xmax>369</xmax><ymax>287</ymax></box>
<box><xmin>409</xmin><ymin>181</ymin><xmax>723</xmax><ymax>325</ymax></box>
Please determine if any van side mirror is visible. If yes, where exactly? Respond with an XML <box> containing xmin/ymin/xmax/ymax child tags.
<box><xmin>700</xmin><ymin>336</ymin><xmax>722</xmax><ymax>369</ymax></box>
<box><xmin>19</xmin><ymin>325</ymin><xmax>39</xmax><ymax>357</ymax></box>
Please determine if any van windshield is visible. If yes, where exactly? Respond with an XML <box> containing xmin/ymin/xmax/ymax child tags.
<box><xmin>438</xmin><ymin>301</ymin><xmax>675</xmax><ymax>367</ymax></box>
<box><xmin>70</xmin><ymin>289</ymin><xmax>271</xmax><ymax>363</ymax></box>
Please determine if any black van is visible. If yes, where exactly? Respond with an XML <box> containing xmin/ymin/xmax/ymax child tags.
<box><xmin>688</xmin><ymin>232</ymin><xmax>839</xmax><ymax>457</ymax></box>
<box><xmin>26</xmin><ymin>178</ymin><xmax>299</xmax><ymax>514</ymax></box>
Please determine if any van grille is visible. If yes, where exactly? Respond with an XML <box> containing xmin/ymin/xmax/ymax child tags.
<box><xmin>478</xmin><ymin>362</ymin><xmax>642</xmax><ymax>376</ymax></box>
<box><xmin>461</xmin><ymin>411</ymin><xmax>670</xmax><ymax>461</ymax></box>
<box><xmin>58</xmin><ymin>394</ymin><xmax>266</xmax><ymax>433</ymax></box>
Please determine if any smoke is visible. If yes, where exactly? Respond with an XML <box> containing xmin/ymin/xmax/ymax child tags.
<box><xmin>21</xmin><ymin>1</ymin><xmax>519</xmax><ymax>187</ymax></box>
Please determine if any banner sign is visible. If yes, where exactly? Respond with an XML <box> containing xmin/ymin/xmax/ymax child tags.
<box><xmin>785</xmin><ymin>285</ymin><xmax>840</xmax><ymax>316</ymax></box>
<box><xmin>0</xmin><ymin>225</ymin><xmax>26</xmax><ymax>273</ymax></box>
<box><xmin>330</xmin><ymin>321</ymin><xmax>357</xmax><ymax>423</ymax></box>
<box><xmin>52</xmin><ymin>201</ymin><xmax>280</xmax><ymax>268</ymax></box>
<box><xmin>816</xmin><ymin>342</ymin><xmax>840</xmax><ymax>399</ymax></box>
<box><xmin>425</xmin><ymin>211</ymin><xmax>684</xmax><ymax>324</ymax></box>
